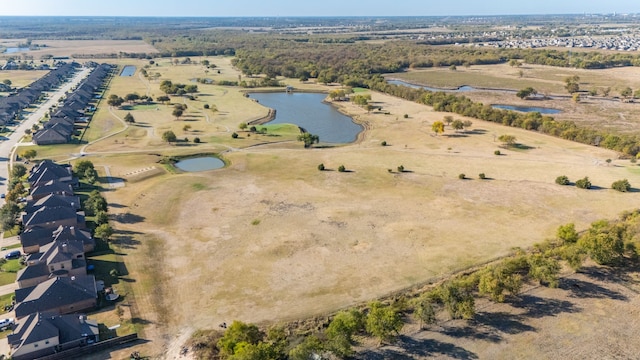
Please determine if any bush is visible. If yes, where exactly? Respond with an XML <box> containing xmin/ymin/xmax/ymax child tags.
<box><xmin>381</xmin><ymin>140</ymin><xmax>387</xmax><ymax>146</ymax></box>
<box><xmin>403</xmin><ymin>114</ymin><xmax>408</xmax><ymax>119</ymax></box>
<box><xmin>555</xmin><ymin>175</ymin><xmax>570</xmax><ymax>185</ymax></box>
<box><xmin>338</xmin><ymin>165</ymin><xmax>346</xmax><ymax>172</ymax></box>
<box><xmin>397</xmin><ymin>165</ymin><xmax>404</xmax><ymax>173</ymax></box>
<box><xmin>317</xmin><ymin>163</ymin><xmax>325</xmax><ymax>171</ymax></box>
<box><xmin>575</xmin><ymin>177</ymin><xmax>592</xmax><ymax>189</ymax></box>
<box><xmin>458</xmin><ymin>173</ymin><xmax>465</xmax><ymax>179</ymax></box>
<box><xmin>194</xmin><ymin>137</ymin><xmax>201</xmax><ymax>143</ymax></box>
<box><xmin>204</xmin><ymin>104</ymin><xmax>210</xmax><ymax>109</ymax></box>
<box><xmin>231</xmin><ymin>132</ymin><xmax>239</xmax><ymax>139</ymax></box>
<box><xmin>494</xmin><ymin>150</ymin><xmax>501</xmax><ymax>155</ymax></box>
<box><xmin>479</xmin><ymin>173</ymin><xmax>486</xmax><ymax>179</ymax></box>
<box><xmin>612</xmin><ymin>179</ymin><xmax>631</xmax><ymax>192</ymax></box>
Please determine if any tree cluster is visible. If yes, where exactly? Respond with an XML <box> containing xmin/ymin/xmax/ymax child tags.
<box><xmin>74</xmin><ymin>160</ymin><xmax>98</xmax><ymax>184</ymax></box>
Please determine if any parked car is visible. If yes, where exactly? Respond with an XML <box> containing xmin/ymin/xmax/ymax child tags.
<box><xmin>0</xmin><ymin>318</ymin><xmax>14</xmax><ymax>330</ymax></box>
<box><xmin>0</xmin><ymin>194</ymin><xmax>4</xmax><ymax>199</ymax></box>
<box><xmin>4</xmin><ymin>250</ymin><xmax>20</xmax><ymax>260</ymax></box>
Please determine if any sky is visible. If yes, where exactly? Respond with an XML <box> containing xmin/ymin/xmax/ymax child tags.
<box><xmin>2</xmin><ymin>0</ymin><xmax>640</xmax><ymax>17</ymax></box>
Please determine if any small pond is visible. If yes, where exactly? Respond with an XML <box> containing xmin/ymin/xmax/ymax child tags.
<box><xmin>4</xmin><ymin>47</ymin><xmax>30</xmax><ymax>54</ymax></box>
<box><xmin>175</xmin><ymin>157</ymin><xmax>225</xmax><ymax>172</ymax></box>
<box><xmin>387</xmin><ymin>79</ymin><xmax>476</xmax><ymax>92</ymax></box>
<box><xmin>491</xmin><ymin>104</ymin><xmax>561</xmax><ymax>114</ymax></box>
<box><xmin>120</xmin><ymin>65</ymin><xmax>136</xmax><ymax>77</ymax></box>
<box><xmin>249</xmin><ymin>92</ymin><xmax>363</xmax><ymax>143</ymax></box>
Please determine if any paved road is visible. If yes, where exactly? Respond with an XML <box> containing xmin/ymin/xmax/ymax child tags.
<box><xmin>0</xmin><ymin>67</ymin><xmax>91</xmax><ymax>200</ymax></box>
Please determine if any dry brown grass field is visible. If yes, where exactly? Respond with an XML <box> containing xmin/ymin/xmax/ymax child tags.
<box><xmin>0</xmin><ymin>39</ymin><xmax>158</xmax><ymax>59</ymax></box>
<box><xmin>0</xmin><ymin>70</ymin><xmax>49</xmax><ymax>89</ymax></box>
<box><xmin>390</xmin><ymin>63</ymin><xmax>640</xmax><ymax>135</ymax></box>
<box><xmin>27</xmin><ymin>58</ymin><xmax>640</xmax><ymax>359</ymax></box>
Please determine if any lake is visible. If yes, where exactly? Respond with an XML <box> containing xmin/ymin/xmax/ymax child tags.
<box><xmin>120</xmin><ymin>65</ymin><xmax>136</xmax><ymax>77</ymax></box>
<box><xmin>4</xmin><ymin>47</ymin><xmax>30</xmax><ymax>54</ymax></box>
<box><xmin>491</xmin><ymin>104</ymin><xmax>561</xmax><ymax>114</ymax></box>
<box><xmin>175</xmin><ymin>157</ymin><xmax>225</xmax><ymax>172</ymax></box>
<box><xmin>249</xmin><ymin>92</ymin><xmax>363</xmax><ymax>143</ymax></box>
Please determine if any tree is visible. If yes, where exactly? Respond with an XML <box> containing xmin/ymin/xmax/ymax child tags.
<box><xmin>432</xmin><ymin>280</ymin><xmax>475</xmax><ymax>319</ymax></box>
<box><xmin>527</xmin><ymin>254</ymin><xmax>561</xmax><ymax>287</ymax></box>
<box><xmin>2</xmin><ymin>79</ymin><xmax>11</xmax><ymax>86</ymax></box>
<box><xmin>498</xmin><ymin>134</ymin><xmax>516</xmax><ymax>147</ymax></box>
<box><xmin>124</xmin><ymin>93</ymin><xmax>140</xmax><ymax>103</ymax></box>
<box><xmin>107</xmin><ymin>94</ymin><xmax>124</xmax><ymax>107</ymax></box>
<box><xmin>612</xmin><ymin>179</ymin><xmax>631</xmax><ymax>192</ymax></box>
<box><xmin>365</xmin><ymin>301</ymin><xmax>403</xmax><ymax>343</ymax></box>
<box><xmin>238</xmin><ymin>123</ymin><xmax>248</xmax><ymax>130</ymax></box>
<box><xmin>231</xmin><ymin>132</ymin><xmax>239</xmax><ymax>139</ymax></box>
<box><xmin>11</xmin><ymin>164</ymin><xmax>27</xmax><ymax>179</ymax></box>
<box><xmin>451</xmin><ymin>119</ymin><xmax>464</xmax><ymax>132</ymax></box>
<box><xmin>124</xmin><ymin>112</ymin><xmax>135</xmax><ymax>123</ymax></box>
<box><xmin>297</xmin><ymin>133</ymin><xmax>319</xmax><ymax>148</ymax></box>
<box><xmin>162</xmin><ymin>130</ymin><xmax>177</xmax><ymax>143</ymax></box>
<box><xmin>564</xmin><ymin>76</ymin><xmax>580</xmax><ymax>94</ymax></box>
<box><xmin>217</xmin><ymin>321</ymin><xmax>264</xmax><ymax>358</ymax></box>
<box><xmin>557</xmin><ymin>223</ymin><xmax>579</xmax><ymax>244</ymax></box>
<box><xmin>443</xmin><ymin>115</ymin><xmax>454</xmax><ymax>126</ymax></box>
<box><xmin>95</xmin><ymin>211</ymin><xmax>109</xmax><ymax>225</ymax></box>
<box><xmin>555</xmin><ymin>175</ymin><xmax>570</xmax><ymax>185</ymax></box>
<box><xmin>572</xmin><ymin>93</ymin><xmax>581</xmax><ymax>103</ymax></box>
<box><xmin>338</xmin><ymin>165</ymin><xmax>346</xmax><ymax>172</ymax></box>
<box><xmin>317</xmin><ymin>163</ymin><xmax>325</xmax><ymax>171</ymax></box>
<box><xmin>94</xmin><ymin>223</ymin><xmax>114</xmax><ymax>242</ymax></box>
<box><xmin>20</xmin><ymin>149</ymin><xmax>37</xmax><ymax>160</ymax></box>
<box><xmin>156</xmin><ymin>95</ymin><xmax>170</xmax><ymax>104</ymax></box>
<box><xmin>621</xmin><ymin>87</ymin><xmax>633</xmax><ymax>99</ymax></box>
<box><xmin>288</xmin><ymin>335</ymin><xmax>324</xmax><ymax>360</ymax></box>
<box><xmin>575</xmin><ymin>176</ymin><xmax>592</xmax><ymax>189</ymax></box>
<box><xmin>463</xmin><ymin>120</ymin><xmax>473</xmax><ymax>132</ymax></box>
<box><xmin>413</xmin><ymin>294</ymin><xmax>437</xmax><ymax>329</ymax></box>
<box><xmin>84</xmin><ymin>190</ymin><xmax>108</xmax><ymax>216</ymax></box>
<box><xmin>478</xmin><ymin>265</ymin><xmax>523</xmax><ymax>302</ymax></box>
<box><xmin>201</xmin><ymin>59</ymin><xmax>210</xmax><ymax>66</ymax></box>
<box><xmin>432</xmin><ymin>121</ymin><xmax>444</xmax><ymax>136</ymax></box>
<box><xmin>74</xmin><ymin>160</ymin><xmax>94</xmax><ymax>177</ymax></box>
<box><xmin>172</xmin><ymin>108</ymin><xmax>184</xmax><ymax>120</ymax></box>
<box><xmin>326</xmin><ymin>309</ymin><xmax>362</xmax><ymax>357</ymax></box>
<box><xmin>0</xmin><ymin>202</ymin><xmax>20</xmax><ymax>231</ymax></box>
<box><xmin>516</xmin><ymin>87</ymin><xmax>537</xmax><ymax>99</ymax></box>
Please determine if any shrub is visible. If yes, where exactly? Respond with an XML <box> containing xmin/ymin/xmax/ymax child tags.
<box><xmin>494</xmin><ymin>150</ymin><xmax>501</xmax><ymax>155</ymax></box>
<box><xmin>317</xmin><ymin>163</ymin><xmax>325</xmax><ymax>171</ymax></box>
<box><xmin>231</xmin><ymin>132</ymin><xmax>239</xmax><ymax>139</ymax></box>
<box><xmin>194</xmin><ymin>137</ymin><xmax>201</xmax><ymax>143</ymax></box>
<box><xmin>555</xmin><ymin>175</ymin><xmax>570</xmax><ymax>185</ymax></box>
<box><xmin>338</xmin><ymin>165</ymin><xmax>346</xmax><ymax>172</ymax></box>
<box><xmin>397</xmin><ymin>165</ymin><xmax>404</xmax><ymax>173</ymax></box>
<box><xmin>204</xmin><ymin>104</ymin><xmax>210</xmax><ymax>109</ymax></box>
<box><xmin>403</xmin><ymin>114</ymin><xmax>408</xmax><ymax>119</ymax></box>
<box><xmin>381</xmin><ymin>141</ymin><xmax>387</xmax><ymax>146</ymax></box>
<box><xmin>479</xmin><ymin>173</ymin><xmax>486</xmax><ymax>179</ymax></box>
<box><xmin>458</xmin><ymin>173</ymin><xmax>466</xmax><ymax>179</ymax></box>
<box><xmin>612</xmin><ymin>179</ymin><xmax>631</xmax><ymax>192</ymax></box>
<box><xmin>575</xmin><ymin>177</ymin><xmax>592</xmax><ymax>189</ymax></box>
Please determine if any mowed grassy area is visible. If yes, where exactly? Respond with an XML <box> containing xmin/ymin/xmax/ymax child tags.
<box><xmin>0</xmin><ymin>70</ymin><xmax>49</xmax><ymax>89</ymax></box>
<box><xmin>26</xmin><ymin>57</ymin><xmax>640</xmax><ymax>358</ymax></box>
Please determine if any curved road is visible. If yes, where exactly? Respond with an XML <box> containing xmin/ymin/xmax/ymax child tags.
<box><xmin>0</xmin><ymin>67</ymin><xmax>91</xmax><ymax>202</ymax></box>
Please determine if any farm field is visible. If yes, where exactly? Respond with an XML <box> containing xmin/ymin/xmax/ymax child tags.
<box><xmin>0</xmin><ymin>39</ymin><xmax>158</xmax><ymax>59</ymax></box>
<box><xmin>22</xmin><ymin>56</ymin><xmax>640</xmax><ymax>359</ymax></box>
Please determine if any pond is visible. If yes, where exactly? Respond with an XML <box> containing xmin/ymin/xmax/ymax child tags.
<box><xmin>175</xmin><ymin>157</ymin><xmax>225</xmax><ymax>172</ymax></box>
<box><xmin>491</xmin><ymin>104</ymin><xmax>561</xmax><ymax>114</ymax></box>
<box><xmin>249</xmin><ymin>92</ymin><xmax>363</xmax><ymax>143</ymax></box>
<box><xmin>387</xmin><ymin>79</ymin><xmax>476</xmax><ymax>92</ymax></box>
<box><xmin>4</xmin><ymin>47</ymin><xmax>30</xmax><ymax>54</ymax></box>
<box><xmin>120</xmin><ymin>65</ymin><xmax>136</xmax><ymax>77</ymax></box>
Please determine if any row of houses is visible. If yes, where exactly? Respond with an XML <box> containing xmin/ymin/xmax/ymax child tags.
<box><xmin>8</xmin><ymin>160</ymin><xmax>100</xmax><ymax>360</ymax></box>
<box><xmin>33</xmin><ymin>63</ymin><xmax>114</xmax><ymax>145</ymax></box>
<box><xmin>0</xmin><ymin>62</ymin><xmax>79</xmax><ymax>127</ymax></box>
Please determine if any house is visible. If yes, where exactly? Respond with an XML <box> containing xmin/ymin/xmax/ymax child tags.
<box><xmin>29</xmin><ymin>180</ymin><xmax>74</xmax><ymax>201</ymax></box>
<box><xmin>17</xmin><ymin>239</ymin><xmax>87</xmax><ymax>289</ymax></box>
<box><xmin>27</xmin><ymin>160</ymin><xmax>74</xmax><ymax>187</ymax></box>
<box><xmin>32</xmin><ymin>127</ymin><xmax>71</xmax><ymax>145</ymax></box>
<box><xmin>20</xmin><ymin>225</ymin><xmax>93</xmax><ymax>255</ymax></box>
<box><xmin>52</xmin><ymin>226</ymin><xmax>95</xmax><ymax>253</ymax></box>
<box><xmin>20</xmin><ymin>227</ymin><xmax>56</xmax><ymax>254</ymax></box>
<box><xmin>22</xmin><ymin>206</ymin><xmax>85</xmax><ymax>231</ymax></box>
<box><xmin>24</xmin><ymin>194</ymin><xmax>81</xmax><ymax>214</ymax></box>
<box><xmin>14</xmin><ymin>275</ymin><xmax>98</xmax><ymax>319</ymax></box>
<box><xmin>8</xmin><ymin>312</ymin><xmax>99</xmax><ymax>360</ymax></box>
